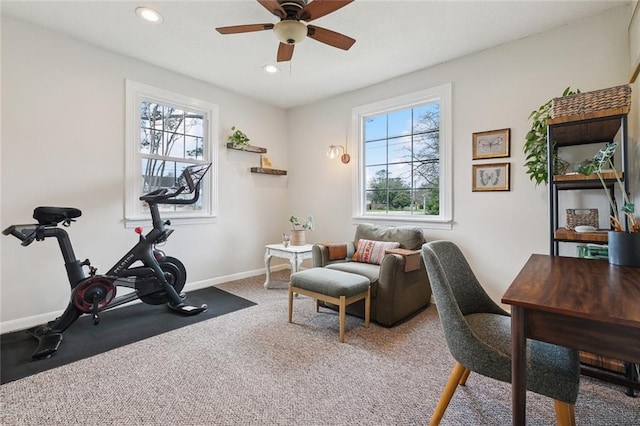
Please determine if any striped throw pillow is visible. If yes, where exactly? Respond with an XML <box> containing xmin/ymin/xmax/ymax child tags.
<box><xmin>352</xmin><ymin>239</ymin><xmax>400</xmax><ymax>265</ymax></box>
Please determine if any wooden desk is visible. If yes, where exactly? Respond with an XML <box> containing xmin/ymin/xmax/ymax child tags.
<box><xmin>502</xmin><ymin>254</ymin><xmax>640</xmax><ymax>426</ymax></box>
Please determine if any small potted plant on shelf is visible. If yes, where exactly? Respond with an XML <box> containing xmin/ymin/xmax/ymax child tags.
<box><xmin>288</xmin><ymin>215</ymin><xmax>314</xmax><ymax>246</ymax></box>
<box><xmin>228</xmin><ymin>126</ymin><xmax>250</xmax><ymax>150</ymax></box>
<box><xmin>524</xmin><ymin>87</ymin><xmax>579</xmax><ymax>185</ymax></box>
<box><xmin>576</xmin><ymin>142</ymin><xmax>639</xmax><ymax>267</ymax></box>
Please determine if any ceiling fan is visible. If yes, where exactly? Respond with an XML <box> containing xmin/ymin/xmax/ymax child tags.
<box><xmin>215</xmin><ymin>0</ymin><xmax>356</xmax><ymax>62</ymax></box>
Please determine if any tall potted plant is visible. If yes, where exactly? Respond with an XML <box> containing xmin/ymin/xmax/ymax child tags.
<box><xmin>524</xmin><ymin>87</ymin><xmax>579</xmax><ymax>185</ymax></box>
<box><xmin>576</xmin><ymin>142</ymin><xmax>639</xmax><ymax>267</ymax></box>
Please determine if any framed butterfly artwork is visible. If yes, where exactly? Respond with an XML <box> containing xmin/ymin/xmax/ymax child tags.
<box><xmin>472</xmin><ymin>163</ymin><xmax>510</xmax><ymax>192</ymax></box>
<box><xmin>472</xmin><ymin>128</ymin><xmax>510</xmax><ymax>159</ymax></box>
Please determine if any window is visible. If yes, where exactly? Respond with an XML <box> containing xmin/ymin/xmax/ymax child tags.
<box><xmin>125</xmin><ymin>81</ymin><xmax>218</xmax><ymax>225</ymax></box>
<box><xmin>352</xmin><ymin>83</ymin><xmax>452</xmax><ymax>228</ymax></box>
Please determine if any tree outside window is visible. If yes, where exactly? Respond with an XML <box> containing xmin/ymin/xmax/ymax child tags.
<box><xmin>140</xmin><ymin>102</ymin><xmax>207</xmax><ymax>212</ymax></box>
<box><xmin>364</xmin><ymin>102</ymin><xmax>440</xmax><ymax>216</ymax></box>
<box><xmin>125</xmin><ymin>81</ymin><xmax>217</xmax><ymax>224</ymax></box>
<box><xmin>353</xmin><ymin>83</ymin><xmax>452</xmax><ymax>226</ymax></box>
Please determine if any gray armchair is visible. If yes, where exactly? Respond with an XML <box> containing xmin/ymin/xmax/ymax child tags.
<box><xmin>312</xmin><ymin>223</ymin><xmax>431</xmax><ymax>327</ymax></box>
<box><xmin>421</xmin><ymin>241</ymin><xmax>579</xmax><ymax>425</ymax></box>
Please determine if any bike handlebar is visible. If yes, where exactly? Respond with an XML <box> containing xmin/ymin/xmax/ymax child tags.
<box><xmin>138</xmin><ymin>183</ymin><xmax>200</xmax><ymax>205</ymax></box>
<box><xmin>3</xmin><ymin>183</ymin><xmax>201</xmax><ymax>246</ymax></box>
<box><xmin>2</xmin><ymin>225</ymin><xmax>38</xmax><ymax>246</ymax></box>
<box><xmin>4</xmin><ymin>164</ymin><xmax>210</xmax><ymax>248</ymax></box>
<box><xmin>139</xmin><ymin>163</ymin><xmax>209</xmax><ymax>205</ymax></box>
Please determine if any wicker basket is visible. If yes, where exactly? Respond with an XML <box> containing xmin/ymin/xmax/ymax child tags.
<box><xmin>566</xmin><ymin>208</ymin><xmax>598</xmax><ymax>230</ymax></box>
<box><xmin>551</xmin><ymin>85</ymin><xmax>631</xmax><ymax>119</ymax></box>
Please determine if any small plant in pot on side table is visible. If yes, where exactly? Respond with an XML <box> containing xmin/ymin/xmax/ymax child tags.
<box><xmin>289</xmin><ymin>215</ymin><xmax>314</xmax><ymax>246</ymax></box>
<box><xmin>576</xmin><ymin>142</ymin><xmax>639</xmax><ymax>267</ymax></box>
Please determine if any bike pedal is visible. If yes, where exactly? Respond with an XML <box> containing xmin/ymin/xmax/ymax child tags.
<box><xmin>31</xmin><ymin>332</ymin><xmax>63</xmax><ymax>360</ymax></box>
<box><xmin>168</xmin><ymin>302</ymin><xmax>208</xmax><ymax>316</ymax></box>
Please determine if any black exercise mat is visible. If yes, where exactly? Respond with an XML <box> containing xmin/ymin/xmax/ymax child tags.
<box><xmin>1</xmin><ymin>286</ymin><xmax>256</xmax><ymax>384</ymax></box>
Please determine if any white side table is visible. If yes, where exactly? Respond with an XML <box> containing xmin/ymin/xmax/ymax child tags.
<box><xmin>264</xmin><ymin>243</ymin><xmax>314</xmax><ymax>289</ymax></box>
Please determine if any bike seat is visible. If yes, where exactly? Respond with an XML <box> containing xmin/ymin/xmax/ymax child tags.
<box><xmin>33</xmin><ymin>207</ymin><xmax>82</xmax><ymax>225</ymax></box>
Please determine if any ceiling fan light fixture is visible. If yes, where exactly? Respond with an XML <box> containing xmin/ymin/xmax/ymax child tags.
<box><xmin>273</xmin><ymin>20</ymin><xmax>307</xmax><ymax>45</ymax></box>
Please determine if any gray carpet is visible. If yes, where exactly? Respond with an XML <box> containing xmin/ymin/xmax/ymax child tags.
<box><xmin>1</xmin><ymin>286</ymin><xmax>256</xmax><ymax>384</ymax></box>
<box><xmin>1</xmin><ymin>271</ymin><xmax>639</xmax><ymax>425</ymax></box>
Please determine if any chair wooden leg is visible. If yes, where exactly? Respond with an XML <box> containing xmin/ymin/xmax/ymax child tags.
<box><xmin>458</xmin><ymin>367</ymin><xmax>471</xmax><ymax>386</ymax></box>
<box><xmin>554</xmin><ymin>400</ymin><xmax>576</xmax><ymax>426</ymax></box>
<box><xmin>430</xmin><ymin>362</ymin><xmax>467</xmax><ymax>426</ymax></box>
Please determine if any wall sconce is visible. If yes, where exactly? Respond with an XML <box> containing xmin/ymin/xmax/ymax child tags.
<box><xmin>327</xmin><ymin>144</ymin><xmax>350</xmax><ymax>164</ymax></box>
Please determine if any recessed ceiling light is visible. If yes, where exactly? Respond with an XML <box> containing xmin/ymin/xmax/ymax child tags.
<box><xmin>262</xmin><ymin>64</ymin><xmax>280</xmax><ymax>74</ymax></box>
<box><xmin>135</xmin><ymin>7</ymin><xmax>163</xmax><ymax>23</ymax></box>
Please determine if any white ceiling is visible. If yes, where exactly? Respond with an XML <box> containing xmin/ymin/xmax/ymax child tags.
<box><xmin>1</xmin><ymin>0</ymin><xmax>630</xmax><ymax>109</ymax></box>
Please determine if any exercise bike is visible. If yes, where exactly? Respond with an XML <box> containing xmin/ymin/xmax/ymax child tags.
<box><xmin>3</xmin><ymin>163</ymin><xmax>211</xmax><ymax>360</ymax></box>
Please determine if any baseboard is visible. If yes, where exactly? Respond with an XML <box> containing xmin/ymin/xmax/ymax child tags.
<box><xmin>0</xmin><ymin>265</ymin><xmax>289</xmax><ymax>334</ymax></box>
<box><xmin>0</xmin><ymin>311</ymin><xmax>67</xmax><ymax>335</ymax></box>
<box><xmin>184</xmin><ymin>264</ymin><xmax>288</xmax><ymax>291</ymax></box>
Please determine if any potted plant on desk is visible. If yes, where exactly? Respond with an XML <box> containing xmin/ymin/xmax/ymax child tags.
<box><xmin>576</xmin><ymin>142</ymin><xmax>639</xmax><ymax>267</ymax></box>
<box><xmin>289</xmin><ymin>215</ymin><xmax>314</xmax><ymax>246</ymax></box>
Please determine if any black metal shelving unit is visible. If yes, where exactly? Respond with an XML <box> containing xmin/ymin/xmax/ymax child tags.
<box><xmin>547</xmin><ymin>107</ymin><xmax>638</xmax><ymax>397</ymax></box>
<box><xmin>547</xmin><ymin>111</ymin><xmax>629</xmax><ymax>255</ymax></box>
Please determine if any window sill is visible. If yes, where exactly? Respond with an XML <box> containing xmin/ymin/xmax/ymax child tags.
<box><xmin>352</xmin><ymin>215</ymin><xmax>452</xmax><ymax>230</ymax></box>
<box><xmin>123</xmin><ymin>215</ymin><xmax>217</xmax><ymax>228</ymax></box>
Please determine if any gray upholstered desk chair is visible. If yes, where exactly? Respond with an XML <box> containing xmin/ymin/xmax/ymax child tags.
<box><xmin>421</xmin><ymin>241</ymin><xmax>580</xmax><ymax>426</ymax></box>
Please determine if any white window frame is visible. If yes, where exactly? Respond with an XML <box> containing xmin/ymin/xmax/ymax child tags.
<box><xmin>124</xmin><ymin>80</ymin><xmax>218</xmax><ymax>227</ymax></box>
<box><xmin>351</xmin><ymin>83</ymin><xmax>452</xmax><ymax>229</ymax></box>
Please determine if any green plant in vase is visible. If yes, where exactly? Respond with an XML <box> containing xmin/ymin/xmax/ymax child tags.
<box><xmin>289</xmin><ymin>215</ymin><xmax>314</xmax><ymax>231</ymax></box>
<box><xmin>228</xmin><ymin>126</ymin><xmax>250</xmax><ymax>149</ymax></box>
<box><xmin>524</xmin><ymin>87</ymin><xmax>579</xmax><ymax>185</ymax></box>
<box><xmin>288</xmin><ymin>215</ymin><xmax>314</xmax><ymax>246</ymax></box>
<box><xmin>575</xmin><ymin>142</ymin><xmax>638</xmax><ymax>232</ymax></box>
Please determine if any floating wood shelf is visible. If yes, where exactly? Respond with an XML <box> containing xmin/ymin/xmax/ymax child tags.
<box><xmin>250</xmin><ymin>167</ymin><xmax>287</xmax><ymax>176</ymax></box>
<box><xmin>226</xmin><ymin>143</ymin><xmax>267</xmax><ymax>154</ymax></box>
<box><xmin>227</xmin><ymin>144</ymin><xmax>286</xmax><ymax>175</ymax></box>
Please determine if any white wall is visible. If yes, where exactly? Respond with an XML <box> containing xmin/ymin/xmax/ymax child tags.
<box><xmin>287</xmin><ymin>5</ymin><xmax>636</xmax><ymax>304</ymax></box>
<box><xmin>1</xmin><ymin>17</ymin><xmax>289</xmax><ymax>331</ymax></box>
<box><xmin>1</xmin><ymin>5</ymin><xmax>637</xmax><ymax>331</ymax></box>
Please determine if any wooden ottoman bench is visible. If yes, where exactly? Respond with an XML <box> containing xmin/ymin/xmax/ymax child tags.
<box><xmin>289</xmin><ymin>268</ymin><xmax>370</xmax><ymax>342</ymax></box>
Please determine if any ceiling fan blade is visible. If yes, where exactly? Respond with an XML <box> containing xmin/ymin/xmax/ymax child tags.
<box><xmin>216</xmin><ymin>23</ymin><xmax>275</xmax><ymax>35</ymax></box>
<box><xmin>258</xmin><ymin>0</ymin><xmax>286</xmax><ymax>19</ymax></box>
<box><xmin>298</xmin><ymin>0</ymin><xmax>354</xmax><ymax>22</ymax></box>
<box><xmin>307</xmin><ymin>25</ymin><xmax>355</xmax><ymax>50</ymax></box>
<box><xmin>277</xmin><ymin>43</ymin><xmax>295</xmax><ymax>62</ymax></box>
